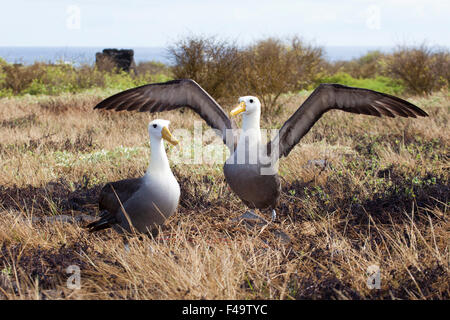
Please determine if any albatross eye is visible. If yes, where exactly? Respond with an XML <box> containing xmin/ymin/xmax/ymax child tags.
<box><xmin>249</xmin><ymin>99</ymin><xmax>254</xmax><ymax>103</ymax></box>
<box><xmin>152</xmin><ymin>124</ymin><xmax>157</xmax><ymax>128</ymax></box>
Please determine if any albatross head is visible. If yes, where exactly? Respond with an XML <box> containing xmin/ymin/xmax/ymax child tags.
<box><xmin>148</xmin><ymin>119</ymin><xmax>179</xmax><ymax>145</ymax></box>
<box><xmin>230</xmin><ymin>96</ymin><xmax>261</xmax><ymax>117</ymax></box>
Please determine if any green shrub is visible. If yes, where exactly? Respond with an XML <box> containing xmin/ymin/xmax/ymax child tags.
<box><xmin>315</xmin><ymin>72</ymin><xmax>405</xmax><ymax>95</ymax></box>
<box><xmin>1</xmin><ymin>41</ymin><xmax>447</xmax><ymax>99</ymax></box>
<box><xmin>323</xmin><ymin>51</ymin><xmax>387</xmax><ymax>79</ymax></box>
<box><xmin>238</xmin><ymin>36</ymin><xmax>323</xmax><ymax>113</ymax></box>
<box><xmin>320</xmin><ymin>44</ymin><xmax>449</xmax><ymax>96</ymax></box>
<box><xmin>168</xmin><ymin>35</ymin><xmax>242</xmax><ymax>104</ymax></box>
<box><xmin>168</xmin><ymin>35</ymin><xmax>324</xmax><ymax>113</ymax></box>
<box><xmin>0</xmin><ymin>60</ymin><xmax>173</xmax><ymax>97</ymax></box>
<box><xmin>1</xmin><ymin>63</ymin><xmax>47</xmax><ymax>94</ymax></box>
<box><xmin>137</xmin><ymin>61</ymin><xmax>172</xmax><ymax>77</ymax></box>
<box><xmin>385</xmin><ymin>44</ymin><xmax>449</xmax><ymax>95</ymax></box>
<box><xmin>0</xmin><ymin>58</ymin><xmax>8</xmax><ymax>97</ymax></box>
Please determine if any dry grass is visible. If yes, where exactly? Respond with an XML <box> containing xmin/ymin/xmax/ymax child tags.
<box><xmin>0</xmin><ymin>89</ymin><xmax>448</xmax><ymax>299</ymax></box>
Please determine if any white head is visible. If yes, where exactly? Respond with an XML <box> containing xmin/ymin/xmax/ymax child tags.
<box><xmin>230</xmin><ymin>96</ymin><xmax>261</xmax><ymax>117</ymax></box>
<box><xmin>148</xmin><ymin>119</ymin><xmax>179</xmax><ymax>145</ymax></box>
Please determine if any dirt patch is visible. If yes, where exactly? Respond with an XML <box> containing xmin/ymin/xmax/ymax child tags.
<box><xmin>0</xmin><ymin>178</ymin><xmax>102</xmax><ymax>217</ymax></box>
<box><xmin>0</xmin><ymin>241</ymin><xmax>90</xmax><ymax>294</ymax></box>
<box><xmin>389</xmin><ymin>264</ymin><xmax>449</xmax><ymax>299</ymax></box>
<box><xmin>292</xmin><ymin>270</ymin><xmax>362</xmax><ymax>299</ymax></box>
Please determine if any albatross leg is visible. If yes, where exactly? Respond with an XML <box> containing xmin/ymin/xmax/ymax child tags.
<box><xmin>271</xmin><ymin>209</ymin><xmax>277</xmax><ymax>221</ymax></box>
<box><xmin>122</xmin><ymin>235</ymin><xmax>131</xmax><ymax>253</ymax></box>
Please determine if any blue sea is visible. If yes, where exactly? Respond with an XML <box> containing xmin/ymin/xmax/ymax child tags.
<box><xmin>0</xmin><ymin>46</ymin><xmax>393</xmax><ymax>65</ymax></box>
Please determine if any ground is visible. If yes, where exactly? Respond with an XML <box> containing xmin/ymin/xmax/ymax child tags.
<box><xmin>0</xmin><ymin>89</ymin><xmax>448</xmax><ymax>299</ymax></box>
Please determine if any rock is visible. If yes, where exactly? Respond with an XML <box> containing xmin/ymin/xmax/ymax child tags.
<box><xmin>95</xmin><ymin>48</ymin><xmax>137</xmax><ymax>73</ymax></box>
<box><xmin>272</xmin><ymin>229</ymin><xmax>291</xmax><ymax>244</ymax></box>
<box><xmin>304</xmin><ymin>159</ymin><xmax>329</xmax><ymax>169</ymax></box>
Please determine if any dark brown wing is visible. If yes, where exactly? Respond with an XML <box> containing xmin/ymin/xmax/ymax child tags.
<box><xmin>98</xmin><ymin>177</ymin><xmax>143</xmax><ymax>214</ymax></box>
<box><xmin>95</xmin><ymin>79</ymin><xmax>236</xmax><ymax>147</ymax></box>
<box><xmin>268</xmin><ymin>83</ymin><xmax>428</xmax><ymax>159</ymax></box>
<box><xmin>85</xmin><ymin>177</ymin><xmax>143</xmax><ymax>232</ymax></box>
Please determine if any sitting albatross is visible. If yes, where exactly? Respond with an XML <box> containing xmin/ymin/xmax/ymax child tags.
<box><xmin>86</xmin><ymin>119</ymin><xmax>180</xmax><ymax>236</ymax></box>
<box><xmin>93</xmin><ymin>79</ymin><xmax>428</xmax><ymax>220</ymax></box>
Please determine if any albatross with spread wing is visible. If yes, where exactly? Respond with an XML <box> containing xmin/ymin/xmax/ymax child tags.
<box><xmin>94</xmin><ymin>79</ymin><xmax>428</xmax><ymax>221</ymax></box>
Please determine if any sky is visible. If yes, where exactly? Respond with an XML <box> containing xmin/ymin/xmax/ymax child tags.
<box><xmin>0</xmin><ymin>0</ymin><xmax>449</xmax><ymax>48</ymax></box>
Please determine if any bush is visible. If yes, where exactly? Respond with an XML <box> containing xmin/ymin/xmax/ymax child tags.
<box><xmin>168</xmin><ymin>35</ymin><xmax>324</xmax><ymax>113</ymax></box>
<box><xmin>315</xmin><ymin>72</ymin><xmax>405</xmax><ymax>95</ymax></box>
<box><xmin>324</xmin><ymin>51</ymin><xmax>386</xmax><ymax>79</ymax></box>
<box><xmin>168</xmin><ymin>35</ymin><xmax>242</xmax><ymax>104</ymax></box>
<box><xmin>0</xmin><ymin>58</ymin><xmax>9</xmax><ymax>97</ymax></box>
<box><xmin>385</xmin><ymin>44</ymin><xmax>449</xmax><ymax>95</ymax></box>
<box><xmin>1</xmin><ymin>41</ymin><xmax>447</xmax><ymax>100</ymax></box>
<box><xmin>238</xmin><ymin>37</ymin><xmax>323</xmax><ymax>113</ymax></box>
<box><xmin>0</xmin><ymin>60</ymin><xmax>173</xmax><ymax>97</ymax></box>
<box><xmin>136</xmin><ymin>61</ymin><xmax>172</xmax><ymax>77</ymax></box>
<box><xmin>2</xmin><ymin>63</ymin><xmax>46</xmax><ymax>95</ymax></box>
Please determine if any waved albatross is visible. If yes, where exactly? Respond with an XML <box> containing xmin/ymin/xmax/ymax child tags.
<box><xmin>93</xmin><ymin>79</ymin><xmax>428</xmax><ymax>220</ymax></box>
<box><xmin>86</xmin><ymin>119</ymin><xmax>180</xmax><ymax>236</ymax></box>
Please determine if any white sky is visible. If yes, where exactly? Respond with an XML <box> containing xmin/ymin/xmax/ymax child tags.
<box><xmin>0</xmin><ymin>0</ymin><xmax>449</xmax><ymax>47</ymax></box>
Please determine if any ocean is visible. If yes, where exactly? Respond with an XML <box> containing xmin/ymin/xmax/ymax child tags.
<box><xmin>0</xmin><ymin>46</ymin><xmax>393</xmax><ymax>65</ymax></box>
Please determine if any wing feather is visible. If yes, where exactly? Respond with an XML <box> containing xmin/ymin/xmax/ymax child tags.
<box><xmin>269</xmin><ymin>84</ymin><xmax>428</xmax><ymax>158</ymax></box>
<box><xmin>94</xmin><ymin>79</ymin><xmax>236</xmax><ymax>147</ymax></box>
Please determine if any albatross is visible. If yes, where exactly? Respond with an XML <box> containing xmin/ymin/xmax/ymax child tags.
<box><xmin>93</xmin><ymin>79</ymin><xmax>428</xmax><ymax>221</ymax></box>
<box><xmin>86</xmin><ymin>119</ymin><xmax>181</xmax><ymax>236</ymax></box>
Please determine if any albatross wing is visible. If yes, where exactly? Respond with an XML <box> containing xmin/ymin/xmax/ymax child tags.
<box><xmin>94</xmin><ymin>79</ymin><xmax>237</xmax><ymax>147</ymax></box>
<box><xmin>268</xmin><ymin>83</ymin><xmax>428</xmax><ymax>159</ymax></box>
<box><xmin>85</xmin><ymin>177</ymin><xmax>143</xmax><ymax>232</ymax></box>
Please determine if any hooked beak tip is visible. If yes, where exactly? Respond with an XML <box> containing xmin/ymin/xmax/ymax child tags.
<box><xmin>161</xmin><ymin>126</ymin><xmax>179</xmax><ymax>146</ymax></box>
<box><xmin>230</xmin><ymin>101</ymin><xmax>246</xmax><ymax>117</ymax></box>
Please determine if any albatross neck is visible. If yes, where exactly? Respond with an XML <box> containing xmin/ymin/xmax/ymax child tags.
<box><xmin>146</xmin><ymin>136</ymin><xmax>171</xmax><ymax>176</ymax></box>
<box><xmin>239</xmin><ymin>111</ymin><xmax>262</xmax><ymax>145</ymax></box>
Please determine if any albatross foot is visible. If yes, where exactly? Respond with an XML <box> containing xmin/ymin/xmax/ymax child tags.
<box><xmin>232</xmin><ymin>210</ymin><xmax>268</xmax><ymax>228</ymax></box>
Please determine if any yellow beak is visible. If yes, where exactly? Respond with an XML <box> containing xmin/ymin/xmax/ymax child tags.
<box><xmin>230</xmin><ymin>101</ymin><xmax>246</xmax><ymax>117</ymax></box>
<box><xmin>161</xmin><ymin>126</ymin><xmax>179</xmax><ymax>146</ymax></box>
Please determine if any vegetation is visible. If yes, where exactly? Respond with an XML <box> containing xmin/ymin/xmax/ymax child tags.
<box><xmin>169</xmin><ymin>36</ymin><xmax>242</xmax><ymax>104</ymax></box>
<box><xmin>322</xmin><ymin>44</ymin><xmax>449</xmax><ymax>95</ymax></box>
<box><xmin>1</xmin><ymin>38</ymin><xmax>448</xmax><ymax>106</ymax></box>
<box><xmin>315</xmin><ymin>72</ymin><xmax>405</xmax><ymax>96</ymax></box>
<box><xmin>322</xmin><ymin>50</ymin><xmax>387</xmax><ymax>79</ymax></box>
<box><xmin>169</xmin><ymin>35</ymin><xmax>323</xmax><ymax>113</ymax></box>
<box><xmin>0</xmin><ymin>89</ymin><xmax>448</xmax><ymax>299</ymax></box>
<box><xmin>385</xmin><ymin>44</ymin><xmax>450</xmax><ymax>95</ymax></box>
<box><xmin>170</xmin><ymin>37</ymin><xmax>449</xmax><ymax>113</ymax></box>
<box><xmin>239</xmin><ymin>37</ymin><xmax>323</xmax><ymax>113</ymax></box>
<box><xmin>0</xmin><ymin>60</ymin><xmax>172</xmax><ymax>98</ymax></box>
<box><xmin>0</xmin><ymin>36</ymin><xmax>448</xmax><ymax>300</ymax></box>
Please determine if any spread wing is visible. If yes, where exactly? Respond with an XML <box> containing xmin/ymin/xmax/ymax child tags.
<box><xmin>94</xmin><ymin>79</ymin><xmax>237</xmax><ymax>148</ymax></box>
<box><xmin>268</xmin><ymin>83</ymin><xmax>428</xmax><ymax>159</ymax></box>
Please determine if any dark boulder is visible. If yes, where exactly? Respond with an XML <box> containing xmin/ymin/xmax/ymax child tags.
<box><xmin>95</xmin><ymin>48</ymin><xmax>137</xmax><ymax>73</ymax></box>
